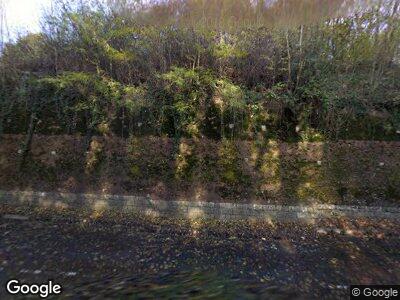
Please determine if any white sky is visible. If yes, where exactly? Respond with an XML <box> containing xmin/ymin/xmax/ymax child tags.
<box><xmin>2</xmin><ymin>0</ymin><xmax>52</xmax><ymax>38</ymax></box>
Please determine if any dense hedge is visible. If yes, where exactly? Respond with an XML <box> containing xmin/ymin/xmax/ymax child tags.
<box><xmin>0</xmin><ymin>0</ymin><xmax>399</xmax><ymax>142</ymax></box>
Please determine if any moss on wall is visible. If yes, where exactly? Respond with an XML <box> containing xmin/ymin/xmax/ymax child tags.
<box><xmin>0</xmin><ymin>134</ymin><xmax>399</xmax><ymax>205</ymax></box>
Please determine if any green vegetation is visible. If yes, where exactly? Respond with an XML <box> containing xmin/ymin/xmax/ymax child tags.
<box><xmin>0</xmin><ymin>1</ymin><xmax>399</xmax><ymax>203</ymax></box>
<box><xmin>0</xmin><ymin>0</ymin><xmax>399</xmax><ymax>143</ymax></box>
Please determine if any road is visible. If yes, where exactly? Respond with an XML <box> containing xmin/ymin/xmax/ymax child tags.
<box><xmin>0</xmin><ymin>204</ymin><xmax>399</xmax><ymax>299</ymax></box>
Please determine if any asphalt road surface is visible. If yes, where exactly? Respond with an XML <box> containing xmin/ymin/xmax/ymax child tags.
<box><xmin>0</xmin><ymin>204</ymin><xmax>399</xmax><ymax>299</ymax></box>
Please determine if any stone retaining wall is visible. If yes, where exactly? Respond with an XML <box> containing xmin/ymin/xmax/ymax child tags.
<box><xmin>1</xmin><ymin>135</ymin><xmax>400</xmax><ymax>206</ymax></box>
<box><xmin>1</xmin><ymin>190</ymin><xmax>399</xmax><ymax>221</ymax></box>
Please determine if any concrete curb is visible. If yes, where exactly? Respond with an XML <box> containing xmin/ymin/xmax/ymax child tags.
<box><xmin>0</xmin><ymin>190</ymin><xmax>399</xmax><ymax>221</ymax></box>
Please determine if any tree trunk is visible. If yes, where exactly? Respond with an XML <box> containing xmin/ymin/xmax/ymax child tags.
<box><xmin>369</xmin><ymin>0</ymin><xmax>383</xmax><ymax>86</ymax></box>
<box><xmin>296</xmin><ymin>25</ymin><xmax>304</xmax><ymax>90</ymax></box>
<box><xmin>18</xmin><ymin>113</ymin><xmax>38</xmax><ymax>171</ymax></box>
<box><xmin>285</xmin><ymin>29</ymin><xmax>292</xmax><ymax>89</ymax></box>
